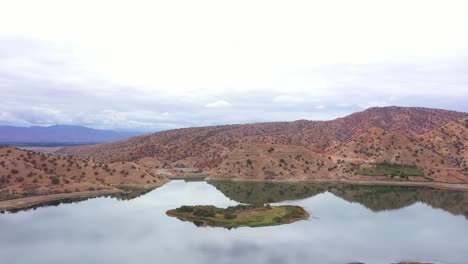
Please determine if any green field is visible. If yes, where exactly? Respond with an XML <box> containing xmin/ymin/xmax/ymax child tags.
<box><xmin>166</xmin><ymin>204</ymin><xmax>309</xmax><ymax>228</ymax></box>
<box><xmin>356</xmin><ymin>163</ymin><xmax>424</xmax><ymax>177</ymax></box>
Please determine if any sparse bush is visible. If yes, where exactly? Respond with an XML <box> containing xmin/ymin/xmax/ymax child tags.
<box><xmin>51</xmin><ymin>178</ymin><xmax>60</xmax><ymax>184</ymax></box>
<box><xmin>15</xmin><ymin>176</ymin><xmax>24</xmax><ymax>182</ymax></box>
<box><xmin>193</xmin><ymin>207</ymin><xmax>216</xmax><ymax>217</ymax></box>
<box><xmin>176</xmin><ymin>206</ymin><xmax>194</xmax><ymax>213</ymax></box>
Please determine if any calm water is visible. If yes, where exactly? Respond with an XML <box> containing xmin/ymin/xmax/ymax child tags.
<box><xmin>1</xmin><ymin>180</ymin><xmax>468</xmax><ymax>264</ymax></box>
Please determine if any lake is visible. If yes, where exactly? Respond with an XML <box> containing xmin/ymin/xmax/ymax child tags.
<box><xmin>1</xmin><ymin>180</ymin><xmax>467</xmax><ymax>264</ymax></box>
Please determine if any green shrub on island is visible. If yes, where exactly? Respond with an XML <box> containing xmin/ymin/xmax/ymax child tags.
<box><xmin>224</xmin><ymin>212</ymin><xmax>237</xmax><ymax>219</ymax></box>
<box><xmin>193</xmin><ymin>207</ymin><xmax>216</xmax><ymax>217</ymax></box>
<box><xmin>176</xmin><ymin>205</ymin><xmax>194</xmax><ymax>213</ymax></box>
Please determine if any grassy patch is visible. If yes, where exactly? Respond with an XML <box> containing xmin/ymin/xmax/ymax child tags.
<box><xmin>166</xmin><ymin>204</ymin><xmax>309</xmax><ymax>228</ymax></box>
<box><xmin>356</xmin><ymin>163</ymin><xmax>424</xmax><ymax>177</ymax></box>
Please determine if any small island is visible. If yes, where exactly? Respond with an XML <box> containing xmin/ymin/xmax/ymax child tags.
<box><xmin>166</xmin><ymin>204</ymin><xmax>309</xmax><ymax>228</ymax></box>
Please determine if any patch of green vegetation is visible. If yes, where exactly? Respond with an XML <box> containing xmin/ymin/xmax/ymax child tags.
<box><xmin>356</xmin><ymin>163</ymin><xmax>424</xmax><ymax>177</ymax></box>
<box><xmin>166</xmin><ymin>204</ymin><xmax>309</xmax><ymax>228</ymax></box>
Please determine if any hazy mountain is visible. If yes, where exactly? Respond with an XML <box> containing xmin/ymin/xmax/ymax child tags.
<box><xmin>0</xmin><ymin>125</ymin><xmax>143</xmax><ymax>144</ymax></box>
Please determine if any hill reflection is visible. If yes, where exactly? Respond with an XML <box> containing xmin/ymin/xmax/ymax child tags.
<box><xmin>0</xmin><ymin>188</ymin><xmax>154</xmax><ymax>214</ymax></box>
<box><xmin>209</xmin><ymin>181</ymin><xmax>468</xmax><ymax>218</ymax></box>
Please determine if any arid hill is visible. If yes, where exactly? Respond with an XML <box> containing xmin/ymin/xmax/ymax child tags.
<box><xmin>59</xmin><ymin>106</ymin><xmax>467</xmax><ymax>169</ymax></box>
<box><xmin>212</xmin><ymin>119</ymin><xmax>467</xmax><ymax>183</ymax></box>
<box><xmin>214</xmin><ymin>144</ymin><xmax>336</xmax><ymax>181</ymax></box>
<box><xmin>333</xmin><ymin>117</ymin><xmax>468</xmax><ymax>183</ymax></box>
<box><xmin>0</xmin><ymin>146</ymin><xmax>167</xmax><ymax>202</ymax></box>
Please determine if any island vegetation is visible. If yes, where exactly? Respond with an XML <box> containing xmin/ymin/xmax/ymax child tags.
<box><xmin>166</xmin><ymin>204</ymin><xmax>309</xmax><ymax>228</ymax></box>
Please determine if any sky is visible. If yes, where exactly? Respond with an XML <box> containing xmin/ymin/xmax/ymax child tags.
<box><xmin>0</xmin><ymin>0</ymin><xmax>467</xmax><ymax>132</ymax></box>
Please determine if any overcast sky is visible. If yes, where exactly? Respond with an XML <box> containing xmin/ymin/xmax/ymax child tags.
<box><xmin>0</xmin><ymin>0</ymin><xmax>467</xmax><ymax>131</ymax></box>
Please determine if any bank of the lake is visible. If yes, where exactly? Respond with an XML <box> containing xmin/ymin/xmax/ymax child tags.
<box><xmin>0</xmin><ymin>182</ymin><xmax>168</xmax><ymax>212</ymax></box>
<box><xmin>0</xmin><ymin>189</ymin><xmax>121</xmax><ymax>212</ymax></box>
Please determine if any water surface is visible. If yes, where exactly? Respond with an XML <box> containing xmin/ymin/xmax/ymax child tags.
<box><xmin>1</xmin><ymin>180</ymin><xmax>467</xmax><ymax>264</ymax></box>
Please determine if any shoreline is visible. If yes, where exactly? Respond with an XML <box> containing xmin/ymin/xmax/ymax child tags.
<box><xmin>0</xmin><ymin>189</ymin><xmax>123</xmax><ymax>212</ymax></box>
<box><xmin>0</xmin><ymin>178</ymin><xmax>170</xmax><ymax>212</ymax></box>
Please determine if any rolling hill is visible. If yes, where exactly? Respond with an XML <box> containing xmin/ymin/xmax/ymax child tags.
<box><xmin>58</xmin><ymin>106</ymin><xmax>466</xmax><ymax>165</ymax></box>
<box><xmin>0</xmin><ymin>146</ymin><xmax>167</xmax><ymax>203</ymax></box>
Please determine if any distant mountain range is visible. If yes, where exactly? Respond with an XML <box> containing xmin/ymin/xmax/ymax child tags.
<box><xmin>0</xmin><ymin>125</ymin><xmax>143</xmax><ymax>144</ymax></box>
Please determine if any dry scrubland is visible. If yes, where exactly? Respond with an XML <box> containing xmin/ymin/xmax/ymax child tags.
<box><xmin>0</xmin><ymin>146</ymin><xmax>168</xmax><ymax>209</ymax></box>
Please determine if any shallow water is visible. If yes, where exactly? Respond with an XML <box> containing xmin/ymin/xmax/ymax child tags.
<box><xmin>1</xmin><ymin>180</ymin><xmax>467</xmax><ymax>264</ymax></box>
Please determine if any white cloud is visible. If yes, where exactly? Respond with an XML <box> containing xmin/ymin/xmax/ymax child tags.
<box><xmin>0</xmin><ymin>0</ymin><xmax>466</xmax><ymax>130</ymax></box>
<box><xmin>358</xmin><ymin>101</ymin><xmax>391</xmax><ymax>109</ymax></box>
<box><xmin>273</xmin><ymin>95</ymin><xmax>305</xmax><ymax>104</ymax></box>
<box><xmin>315</xmin><ymin>105</ymin><xmax>326</xmax><ymax>110</ymax></box>
<box><xmin>205</xmin><ymin>100</ymin><xmax>232</xmax><ymax>108</ymax></box>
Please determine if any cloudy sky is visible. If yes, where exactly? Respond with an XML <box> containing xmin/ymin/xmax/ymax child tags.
<box><xmin>0</xmin><ymin>0</ymin><xmax>467</xmax><ymax>131</ymax></box>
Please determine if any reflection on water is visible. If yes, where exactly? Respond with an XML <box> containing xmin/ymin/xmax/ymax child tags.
<box><xmin>209</xmin><ymin>181</ymin><xmax>468</xmax><ymax>218</ymax></box>
<box><xmin>1</xmin><ymin>197</ymin><xmax>90</xmax><ymax>214</ymax></box>
<box><xmin>0</xmin><ymin>180</ymin><xmax>467</xmax><ymax>264</ymax></box>
<box><xmin>0</xmin><ymin>188</ymin><xmax>155</xmax><ymax>214</ymax></box>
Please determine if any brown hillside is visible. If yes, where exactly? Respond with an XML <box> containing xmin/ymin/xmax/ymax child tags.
<box><xmin>333</xmin><ymin>118</ymin><xmax>468</xmax><ymax>183</ymax></box>
<box><xmin>58</xmin><ymin>106</ymin><xmax>467</xmax><ymax>168</ymax></box>
<box><xmin>213</xmin><ymin>117</ymin><xmax>467</xmax><ymax>183</ymax></box>
<box><xmin>213</xmin><ymin>144</ymin><xmax>336</xmax><ymax>181</ymax></box>
<box><xmin>0</xmin><ymin>146</ymin><xmax>167</xmax><ymax>201</ymax></box>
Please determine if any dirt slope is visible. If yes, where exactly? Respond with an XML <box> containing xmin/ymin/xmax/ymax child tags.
<box><xmin>0</xmin><ymin>146</ymin><xmax>168</xmax><ymax>202</ymax></box>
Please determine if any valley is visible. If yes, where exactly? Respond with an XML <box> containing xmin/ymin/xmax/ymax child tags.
<box><xmin>1</xmin><ymin>106</ymin><xmax>467</xmax><ymax>211</ymax></box>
